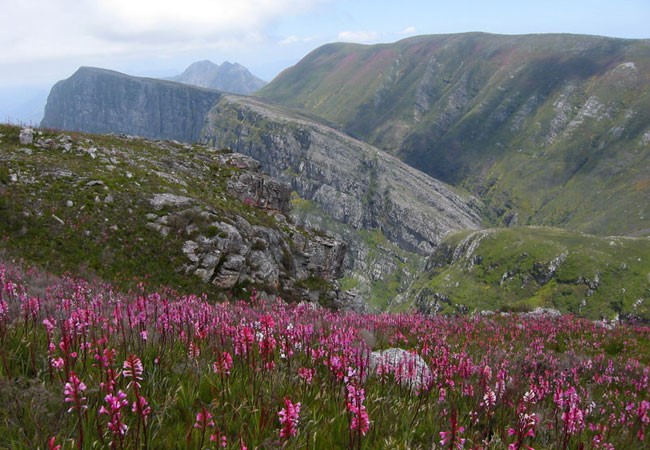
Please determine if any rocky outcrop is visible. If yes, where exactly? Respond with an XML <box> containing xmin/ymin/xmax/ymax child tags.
<box><xmin>41</xmin><ymin>67</ymin><xmax>222</xmax><ymax>142</ymax></box>
<box><xmin>158</xmin><ymin>207</ymin><xmax>345</xmax><ymax>293</ymax></box>
<box><xmin>141</xmin><ymin>150</ymin><xmax>346</xmax><ymax>300</ymax></box>
<box><xmin>168</xmin><ymin>60</ymin><xmax>267</xmax><ymax>95</ymax></box>
<box><xmin>201</xmin><ymin>95</ymin><xmax>483</xmax><ymax>255</ymax></box>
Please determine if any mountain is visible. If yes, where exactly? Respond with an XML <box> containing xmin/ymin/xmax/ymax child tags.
<box><xmin>0</xmin><ymin>123</ymin><xmax>344</xmax><ymax>303</ymax></box>
<box><xmin>35</xmin><ymin>34</ymin><xmax>650</xmax><ymax>316</ymax></box>
<box><xmin>36</xmin><ymin>66</ymin><xmax>483</xmax><ymax>309</ymax></box>
<box><xmin>41</xmin><ymin>67</ymin><xmax>223</xmax><ymax>142</ymax></box>
<box><xmin>169</xmin><ymin>60</ymin><xmax>267</xmax><ymax>94</ymax></box>
<box><xmin>257</xmin><ymin>33</ymin><xmax>650</xmax><ymax>237</ymax></box>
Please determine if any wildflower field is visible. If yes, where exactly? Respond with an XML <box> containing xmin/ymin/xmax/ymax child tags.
<box><xmin>0</xmin><ymin>264</ymin><xmax>649</xmax><ymax>449</ymax></box>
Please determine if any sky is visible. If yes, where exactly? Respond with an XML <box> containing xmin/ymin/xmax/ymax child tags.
<box><xmin>1</xmin><ymin>0</ymin><xmax>649</xmax><ymax>122</ymax></box>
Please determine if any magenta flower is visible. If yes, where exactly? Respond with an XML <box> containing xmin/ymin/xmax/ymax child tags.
<box><xmin>298</xmin><ymin>367</ymin><xmax>315</xmax><ymax>384</ymax></box>
<box><xmin>63</xmin><ymin>373</ymin><xmax>87</xmax><ymax>413</ymax></box>
<box><xmin>194</xmin><ymin>408</ymin><xmax>215</xmax><ymax>429</ymax></box>
<box><xmin>123</xmin><ymin>354</ymin><xmax>143</xmax><ymax>389</ymax></box>
<box><xmin>440</xmin><ymin>409</ymin><xmax>465</xmax><ymax>450</ymax></box>
<box><xmin>346</xmin><ymin>384</ymin><xmax>370</xmax><ymax>436</ymax></box>
<box><xmin>100</xmin><ymin>391</ymin><xmax>129</xmax><ymax>438</ymax></box>
<box><xmin>213</xmin><ymin>351</ymin><xmax>234</xmax><ymax>376</ymax></box>
<box><xmin>132</xmin><ymin>395</ymin><xmax>151</xmax><ymax>418</ymax></box>
<box><xmin>278</xmin><ymin>397</ymin><xmax>301</xmax><ymax>439</ymax></box>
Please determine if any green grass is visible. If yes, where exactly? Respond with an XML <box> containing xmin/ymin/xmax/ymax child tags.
<box><xmin>408</xmin><ymin>227</ymin><xmax>650</xmax><ymax>320</ymax></box>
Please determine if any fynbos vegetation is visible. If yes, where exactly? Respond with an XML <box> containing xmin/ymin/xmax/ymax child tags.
<box><xmin>0</xmin><ymin>264</ymin><xmax>649</xmax><ymax>449</ymax></box>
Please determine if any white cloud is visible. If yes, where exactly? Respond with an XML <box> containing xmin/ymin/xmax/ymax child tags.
<box><xmin>279</xmin><ymin>35</ymin><xmax>318</xmax><ymax>45</ymax></box>
<box><xmin>337</xmin><ymin>30</ymin><xmax>380</xmax><ymax>43</ymax></box>
<box><xmin>0</xmin><ymin>0</ymin><xmax>328</xmax><ymax>64</ymax></box>
<box><xmin>399</xmin><ymin>26</ymin><xmax>417</xmax><ymax>35</ymax></box>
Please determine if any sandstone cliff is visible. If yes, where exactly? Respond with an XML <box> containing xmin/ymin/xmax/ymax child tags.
<box><xmin>41</xmin><ymin>67</ymin><xmax>222</xmax><ymax>143</ymax></box>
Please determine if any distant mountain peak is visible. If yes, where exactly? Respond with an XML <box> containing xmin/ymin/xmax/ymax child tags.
<box><xmin>169</xmin><ymin>60</ymin><xmax>266</xmax><ymax>95</ymax></box>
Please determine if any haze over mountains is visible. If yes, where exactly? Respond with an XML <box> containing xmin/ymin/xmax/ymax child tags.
<box><xmin>168</xmin><ymin>60</ymin><xmax>267</xmax><ymax>94</ymax></box>
<box><xmin>22</xmin><ymin>32</ymin><xmax>650</xmax><ymax>316</ymax></box>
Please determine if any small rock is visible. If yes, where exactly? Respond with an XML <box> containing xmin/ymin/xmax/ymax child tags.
<box><xmin>104</xmin><ymin>195</ymin><xmax>114</xmax><ymax>204</ymax></box>
<box><xmin>86</xmin><ymin>180</ymin><xmax>105</xmax><ymax>187</ymax></box>
<box><xmin>66</xmin><ymin>200</ymin><xmax>74</xmax><ymax>207</ymax></box>
<box><xmin>19</xmin><ymin>128</ymin><xmax>33</xmax><ymax>145</ymax></box>
<box><xmin>20</xmin><ymin>148</ymin><xmax>33</xmax><ymax>155</ymax></box>
<box><xmin>150</xmin><ymin>193</ymin><xmax>194</xmax><ymax>210</ymax></box>
<box><xmin>369</xmin><ymin>348</ymin><xmax>433</xmax><ymax>391</ymax></box>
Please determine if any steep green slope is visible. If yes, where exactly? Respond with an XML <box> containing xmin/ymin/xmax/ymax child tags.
<box><xmin>258</xmin><ymin>33</ymin><xmax>650</xmax><ymax>236</ymax></box>
<box><xmin>405</xmin><ymin>227</ymin><xmax>650</xmax><ymax>320</ymax></box>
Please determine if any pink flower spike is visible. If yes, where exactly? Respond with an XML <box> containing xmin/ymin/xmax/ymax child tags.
<box><xmin>63</xmin><ymin>373</ymin><xmax>87</xmax><ymax>413</ymax></box>
<box><xmin>123</xmin><ymin>354</ymin><xmax>144</xmax><ymax>389</ymax></box>
<box><xmin>194</xmin><ymin>407</ymin><xmax>215</xmax><ymax>429</ymax></box>
<box><xmin>278</xmin><ymin>397</ymin><xmax>301</xmax><ymax>439</ymax></box>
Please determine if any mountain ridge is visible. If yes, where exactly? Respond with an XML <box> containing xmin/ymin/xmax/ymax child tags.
<box><xmin>257</xmin><ymin>32</ymin><xmax>650</xmax><ymax>237</ymax></box>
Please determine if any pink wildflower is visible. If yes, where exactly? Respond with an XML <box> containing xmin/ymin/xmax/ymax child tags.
<box><xmin>100</xmin><ymin>390</ymin><xmax>129</xmax><ymax>437</ymax></box>
<box><xmin>194</xmin><ymin>408</ymin><xmax>215</xmax><ymax>429</ymax></box>
<box><xmin>278</xmin><ymin>397</ymin><xmax>301</xmax><ymax>439</ymax></box>
<box><xmin>298</xmin><ymin>367</ymin><xmax>315</xmax><ymax>384</ymax></box>
<box><xmin>63</xmin><ymin>372</ymin><xmax>87</xmax><ymax>413</ymax></box>
<box><xmin>213</xmin><ymin>352</ymin><xmax>234</xmax><ymax>376</ymax></box>
<box><xmin>346</xmin><ymin>384</ymin><xmax>370</xmax><ymax>436</ymax></box>
<box><xmin>440</xmin><ymin>409</ymin><xmax>465</xmax><ymax>450</ymax></box>
<box><xmin>123</xmin><ymin>354</ymin><xmax>143</xmax><ymax>389</ymax></box>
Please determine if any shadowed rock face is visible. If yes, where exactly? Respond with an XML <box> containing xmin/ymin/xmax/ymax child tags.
<box><xmin>201</xmin><ymin>95</ymin><xmax>483</xmax><ymax>255</ymax></box>
<box><xmin>41</xmin><ymin>67</ymin><xmax>223</xmax><ymax>143</ymax></box>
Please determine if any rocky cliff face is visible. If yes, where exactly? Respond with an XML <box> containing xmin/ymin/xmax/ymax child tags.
<box><xmin>169</xmin><ymin>61</ymin><xmax>267</xmax><ymax>95</ymax></box>
<box><xmin>200</xmin><ymin>95</ymin><xmax>483</xmax><ymax>310</ymax></box>
<box><xmin>201</xmin><ymin>95</ymin><xmax>483</xmax><ymax>255</ymax></box>
<box><xmin>41</xmin><ymin>67</ymin><xmax>222</xmax><ymax>143</ymax></box>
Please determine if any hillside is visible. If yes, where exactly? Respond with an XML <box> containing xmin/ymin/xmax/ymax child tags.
<box><xmin>0</xmin><ymin>124</ymin><xmax>345</xmax><ymax>303</ymax></box>
<box><xmin>168</xmin><ymin>60</ymin><xmax>266</xmax><ymax>94</ymax></box>
<box><xmin>406</xmin><ymin>226</ymin><xmax>650</xmax><ymax>321</ymax></box>
<box><xmin>258</xmin><ymin>33</ymin><xmax>650</xmax><ymax>236</ymax></box>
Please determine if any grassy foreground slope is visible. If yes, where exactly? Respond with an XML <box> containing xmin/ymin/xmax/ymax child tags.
<box><xmin>406</xmin><ymin>227</ymin><xmax>650</xmax><ymax>320</ymax></box>
<box><xmin>0</xmin><ymin>124</ymin><xmax>342</xmax><ymax>301</ymax></box>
